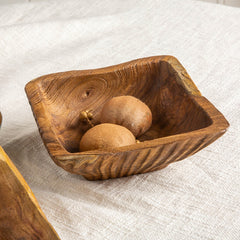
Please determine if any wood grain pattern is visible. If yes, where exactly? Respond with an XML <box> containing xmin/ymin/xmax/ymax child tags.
<box><xmin>0</xmin><ymin>146</ymin><xmax>60</xmax><ymax>240</ymax></box>
<box><xmin>25</xmin><ymin>55</ymin><xmax>229</xmax><ymax>180</ymax></box>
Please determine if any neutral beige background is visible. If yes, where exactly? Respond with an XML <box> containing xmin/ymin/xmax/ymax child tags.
<box><xmin>0</xmin><ymin>0</ymin><xmax>240</xmax><ymax>7</ymax></box>
<box><xmin>1</xmin><ymin>0</ymin><xmax>240</xmax><ymax>7</ymax></box>
<box><xmin>199</xmin><ymin>0</ymin><xmax>240</xmax><ymax>7</ymax></box>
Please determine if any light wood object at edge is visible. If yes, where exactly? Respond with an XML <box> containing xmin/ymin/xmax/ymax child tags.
<box><xmin>0</xmin><ymin>146</ymin><xmax>60</xmax><ymax>240</ymax></box>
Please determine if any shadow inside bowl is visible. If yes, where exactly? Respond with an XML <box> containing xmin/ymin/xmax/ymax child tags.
<box><xmin>38</xmin><ymin>59</ymin><xmax>212</xmax><ymax>153</ymax></box>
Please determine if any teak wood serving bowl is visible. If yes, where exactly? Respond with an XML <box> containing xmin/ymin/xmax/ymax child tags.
<box><xmin>25</xmin><ymin>56</ymin><xmax>229</xmax><ymax>180</ymax></box>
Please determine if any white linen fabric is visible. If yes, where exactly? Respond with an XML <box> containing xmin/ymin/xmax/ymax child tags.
<box><xmin>0</xmin><ymin>0</ymin><xmax>240</xmax><ymax>239</ymax></box>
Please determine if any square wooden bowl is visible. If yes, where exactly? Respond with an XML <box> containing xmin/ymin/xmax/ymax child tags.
<box><xmin>25</xmin><ymin>56</ymin><xmax>229</xmax><ymax>180</ymax></box>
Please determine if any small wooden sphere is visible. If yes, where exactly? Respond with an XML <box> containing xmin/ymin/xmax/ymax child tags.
<box><xmin>100</xmin><ymin>96</ymin><xmax>152</xmax><ymax>137</ymax></box>
<box><xmin>80</xmin><ymin>123</ymin><xmax>136</xmax><ymax>151</ymax></box>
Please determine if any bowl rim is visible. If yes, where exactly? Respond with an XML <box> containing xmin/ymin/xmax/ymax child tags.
<box><xmin>25</xmin><ymin>55</ymin><xmax>229</xmax><ymax>160</ymax></box>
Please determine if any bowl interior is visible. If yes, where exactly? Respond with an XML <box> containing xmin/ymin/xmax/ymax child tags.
<box><xmin>39</xmin><ymin>60</ymin><xmax>212</xmax><ymax>153</ymax></box>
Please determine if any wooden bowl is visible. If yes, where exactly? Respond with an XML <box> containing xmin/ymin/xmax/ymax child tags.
<box><xmin>25</xmin><ymin>56</ymin><xmax>229</xmax><ymax>180</ymax></box>
<box><xmin>0</xmin><ymin>147</ymin><xmax>60</xmax><ymax>239</ymax></box>
<box><xmin>0</xmin><ymin>112</ymin><xmax>2</xmax><ymax>128</ymax></box>
<box><xmin>0</xmin><ymin>113</ymin><xmax>59</xmax><ymax>238</ymax></box>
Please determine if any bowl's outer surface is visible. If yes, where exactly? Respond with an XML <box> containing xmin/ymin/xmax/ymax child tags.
<box><xmin>25</xmin><ymin>56</ymin><xmax>229</xmax><ymax>180</ymax></box>
<box><xmin>0</xmin><ymin>146</ymin><xmax>60</xmax><ymax>239</ymax></box>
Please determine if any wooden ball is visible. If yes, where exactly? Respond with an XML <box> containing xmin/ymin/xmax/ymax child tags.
<box><xmin>100</xmin><ymin>96</ymin><xmax>152</xmax><ymax>137</ymax></box>
<box><xmin>79</xmin><ymin>123</ymin><xmax>136</xmax><ymax>151</ymax></box>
